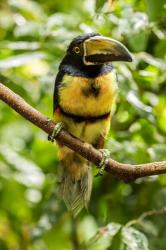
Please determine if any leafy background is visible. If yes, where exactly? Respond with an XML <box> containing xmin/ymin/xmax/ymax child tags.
<box><xmin>0</xmin><ymin>0</ymin><xmax>166</xmax><ymax>249</ymax></box>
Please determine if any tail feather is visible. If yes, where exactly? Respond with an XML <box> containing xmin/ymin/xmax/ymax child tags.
<box><xmin>58</xmin><ymin>162</ymin><xmax>92</xmax><ymax>216</ymax></box>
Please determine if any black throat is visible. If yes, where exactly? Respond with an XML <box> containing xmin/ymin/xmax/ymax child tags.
<box><xmin>59</xmin><ymin>54</ymin><xmax>113</xmax><ymax>78</ymax></box>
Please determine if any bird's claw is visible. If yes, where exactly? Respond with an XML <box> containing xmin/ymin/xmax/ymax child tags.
<box><xmin>95</xmin><ymin>149</ymin><xmax>110</xmax><ymax>177</ymax></box>
<box><xmin>48</xmin><ymin>122</ymin><xmax>64</xmax><ymax>142</ymax></box>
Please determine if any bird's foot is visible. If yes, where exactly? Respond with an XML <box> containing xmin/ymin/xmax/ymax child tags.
<box><xmin>48</xmin><ymin>122</ymin><xmax>64</xmax><ymax>142</ymax></box>
<box><xmin>95</xmin><ymin>149</ymin><xmax>110</xmax><ymax>177</ymax></box>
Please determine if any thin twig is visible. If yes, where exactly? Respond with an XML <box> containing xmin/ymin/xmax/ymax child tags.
<box><xmin>125</xmin><ymin>206</ymin><xmax>166</xmax><ymax>228</ymax></box>
<box><xmin>0</xmin><ymin>82</ymin><xmax>166</xmax><ymax>182</ymax></box>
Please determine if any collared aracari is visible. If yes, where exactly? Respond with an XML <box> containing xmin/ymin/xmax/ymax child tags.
<box><xmin>53</xmin><ymin>33</ymin><xmax>132</xmax><ymax>215</ymax></box>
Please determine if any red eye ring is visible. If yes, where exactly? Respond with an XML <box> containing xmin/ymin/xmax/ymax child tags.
<box><xmin>73</xmin><ymin>46</ymin><xmax>80</xmax><ymax>54</ymax></box>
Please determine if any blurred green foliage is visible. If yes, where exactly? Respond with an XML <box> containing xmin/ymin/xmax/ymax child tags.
<box><xmin>0</xmin><ymin>0</ymin><xmax>166</xmax><ymax>249</ymax></box>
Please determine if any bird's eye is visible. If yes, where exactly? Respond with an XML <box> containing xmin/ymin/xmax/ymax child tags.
<box><xmin>73</xmin><ymin>46</ymin><xmax>80</xmax><ymax>54</ymax></box>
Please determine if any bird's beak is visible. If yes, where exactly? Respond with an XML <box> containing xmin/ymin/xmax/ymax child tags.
<box><xmin>83</xmin><ymin>35</ymin><xmax>132</xmax><ymax>65</ymax></box>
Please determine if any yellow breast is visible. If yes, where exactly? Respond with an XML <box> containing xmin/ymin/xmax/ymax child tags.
<box><xmin>58</xmin><ymin>70</ymin><xmax>118</xmax><ymax>117</ymax></box>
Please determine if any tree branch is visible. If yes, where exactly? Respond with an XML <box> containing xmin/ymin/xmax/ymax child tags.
<box><xmin>125</xmin><ymin>206</ymin><xmax>166</xmax><ymax>227</ymax></box>
<box><xmin>0</xmin><ymin>82</ymin><xmax>166</xmax><ymax>182</ymax></box>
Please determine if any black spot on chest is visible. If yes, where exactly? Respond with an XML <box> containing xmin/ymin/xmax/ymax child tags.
<box><xmin>82</xmin><ymin>82</ymin><xmax>101</xmax><ymax>97</ymax></box>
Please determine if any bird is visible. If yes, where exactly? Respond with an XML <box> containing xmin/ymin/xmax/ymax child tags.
<box><xmin>53</xmin><ymin>33</ymin><xmax>132</xmax><ymax>216</ymax></box>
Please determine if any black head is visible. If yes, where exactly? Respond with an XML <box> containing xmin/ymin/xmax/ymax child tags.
<box><xmin>67</xmin><ymin>33</ymin><xmax>100</xmax><ymax>59</ymax></box>
<box><xmin>63</xmin><ymin>32</ymin><xmax>132</xmax><ymax>67</ymax></box>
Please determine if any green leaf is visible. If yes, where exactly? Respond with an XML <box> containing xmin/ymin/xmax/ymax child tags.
<box><xmin>0</xmin><ymin>52</ymin><xmax>45</xmax><ymax>69</ymax></box>
<box><xmin>0</xmin><ymin>41</ymin><xmax>40</xmax><ymax>50</ymax></box>
<box><xmin>86</xmin><ymin>223</ymin><xmax>122</xmax><ymax>250</ymax></box>
<box><xmin>145</xmin><ymin>0</ymin><xmax>166</xmax><ymax>21</ymax></box>
<box><xmin>95</xmin><ymin>0</ymin><xmax>106</xmax><ymax>11</ymax></box>
<box><xmin>107</xmin><ymin>227</ymin><xmax>124</xmax><ymax>250</ymax></box>
<box><xmin>122</xmin><ymin>227</ymin><xmax>149</xmax><ymax>250</ymax></box>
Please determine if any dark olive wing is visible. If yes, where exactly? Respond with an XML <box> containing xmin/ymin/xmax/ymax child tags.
<box><xmin>53</xmin><ymin>70</ymin><xmax>65</xmax><ymax>113</ymax></box>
